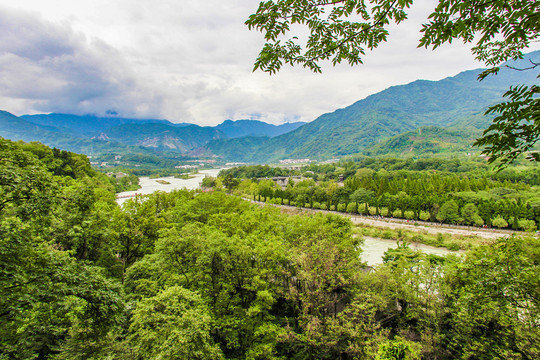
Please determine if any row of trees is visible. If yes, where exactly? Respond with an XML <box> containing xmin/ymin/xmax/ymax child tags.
<box><xmin>217</xmin><ymin>165</ymin><xmax>540</xmax><ymax>230</ymax></box>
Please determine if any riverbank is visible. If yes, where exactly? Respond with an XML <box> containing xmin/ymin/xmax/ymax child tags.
<box><xmin>360</xmin><ymin>236</ymin><xmax>460</xmax><ymax>265</ymax></box>
<box><xmin>245</xmin><ymin>198</ymin><xmax>517</xmax><ymax>250</ymax></box>
<box><xmin>116</xmin><ymin>169</ymin><xmax>222</xmax><ymax>205</ymax></box>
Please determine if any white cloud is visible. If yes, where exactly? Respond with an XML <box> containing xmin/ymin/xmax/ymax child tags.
<box><xmin>0</xmin><ymin>0</ymin><xmax>536</xmax><ymax>126</ymax></box>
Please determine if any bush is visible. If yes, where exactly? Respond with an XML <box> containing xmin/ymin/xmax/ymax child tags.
<box><xmin>357</xmin><ymin>203</ymin><xmax>369</xmax><ymax>214</ymax></box>
<box><xmin>473</xmin><ymin>215</ymin><xmax>484</xmax><ymax>227</ymax></box>
<box><xmin>312</xmin><ymin>202</ymin><xmax>321</xmax><ymax>209</ymax></box>
<box><xmin>404</xmin><ymin>210</ymin><xmax>415</xmax><ymax>220</ymax></box>
<box><xmin>330</xmin><ymin>205</ymin><xmax>336</xmax><ymax>211</ymax></box>
<box><xmin>518</xmin><ymin>218</ymin><xmax>536</xmax><ymax>232</ymax></box>
<box><xmin>320</xmin><ymin>203</ymin><xmax>328</xmax><ymax>210</ymax></box>
<box><xmin>392</xmin><ymin>209</ymin><xmax>402</xmax><ymax>218</ymax></box>
<box><xmin>368</xmin><ymin>206</ymin><xmax>377</xmax><ymax>215</ymax></box>
<box><xmin>419</xmin><ymin>211</ymin><xmax>430</xmax><ymax>221</ymax></box>
<box><xmin>337</xmin><ymin>203</ymin><xmax>347</xmax><ymax>212</ymax></box>
<box><xmin>346</xmin><ymin>202</ymin><xmax>357</xmax><ymax>213</ymax></box>
<box><xmin>491</xmin><ymin>215</ymin><xmax>508</xmax><ymax>228</ymax></box>
<box><xmin>379</xmin><ymin>207</ymin><xmax>389</xmax><ymax>217</ymax></box>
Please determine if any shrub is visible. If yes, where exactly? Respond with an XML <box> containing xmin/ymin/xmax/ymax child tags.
<box><xmin>492</xmin><ymin>216</ymin><xmax>508</xmax><ymax>228</ymax></box>
<box><xmin>346</xmin><ymin>202</ymin><xmax>357</xmax><ymax>213</ymax></box>
<box><xmin>419</xmin><ymin>211</ymin><xmax>430</xmax><ymax>221</ymax></box>
<box><xmin>473</xmin><ymin>215</ymin><xmax>484</xmax><ymax>227</ymax></box>
<box><xmin>404</xmin><ymin>210</ymin><xmax>415</xmax><ymax>220</ymax></box>
<box><xmin>518</xmin><ymin>218</ymin><xmax>536</xmax><ymax>232</ymax></box>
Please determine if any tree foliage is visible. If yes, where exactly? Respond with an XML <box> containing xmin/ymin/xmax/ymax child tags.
<box><xmin>4</xmin><ymin>138</ymin><xmax>540</xmax><ymax>358</ymax></box>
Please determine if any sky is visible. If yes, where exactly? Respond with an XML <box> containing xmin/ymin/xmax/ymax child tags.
<box><xmin>0</xmin><ymin>0</ymin><xmax>532</xmax><ymax>126</ymax></box>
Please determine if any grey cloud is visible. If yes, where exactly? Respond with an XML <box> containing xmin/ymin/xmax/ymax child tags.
<box><xmin>0</xmin><ymin>6</ymin><xmax>165</xmax><ymax>117</ymax></box>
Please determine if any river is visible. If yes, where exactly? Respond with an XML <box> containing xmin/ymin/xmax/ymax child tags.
<box><xmin>116</xmin><ymin>168</ymin><xmax>222</xmax><ymax>205</ymax></box>
<box><xmin>360</xmin><ymin>236</ymin><xmax>458</xmax><ymax>266</ymax></box>
<box><xmin>117</xmin><ymin>172</ymin><xmax>458</xmax><ymax>265</ymax></box>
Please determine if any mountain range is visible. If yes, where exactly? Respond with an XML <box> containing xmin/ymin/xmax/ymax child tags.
<box><xmin>205</xmin><ymin>51</ymin><xmax>539</xmax><ymax>162</ymax></box>
<box><xmin>0</xmin><ymin>112</ymin><xmax>305</xmax><ymax>155</ymax></box>
<box><xmin>1</xmin><ymin>50</ymin><xmax>538</xmax><ymax>163</ymax></box>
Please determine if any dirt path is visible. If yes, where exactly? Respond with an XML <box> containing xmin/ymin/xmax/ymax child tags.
<box><xmin>247</xmin><ymin>199</ymin><xmax>515</xmax><ymax>240</ymax></box>
<box><xmin>348</xmin><ymin>216</ymin><xmax>510</xmax><ymax>240</ymax></box>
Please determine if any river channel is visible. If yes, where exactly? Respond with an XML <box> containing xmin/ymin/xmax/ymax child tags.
<box><xmin>360</xmin><ymin>236</ymin><xmax>458</xmax><ymax>266</ymax></box>
<box><xmin>116</xmin><ymin>168</ymin><xmax>222</xmax><ymax>205</ymax></box>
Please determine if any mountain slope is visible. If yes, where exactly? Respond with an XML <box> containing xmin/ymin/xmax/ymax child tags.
<box><xmin>215</xmin><ymin>120</ymin><xmax>306</xmax><ymax>138</ymax></box>
<box><xmin>1</xmin><ymin>110</ymin><xmax>171</xmax><ymax>157</ymax></box>
<box><xmin>98</xmin><ymin>123</ymin><xmax>225</xmax><ymax>153</ymax></box>
<box><xmin>206</xmin><ymin>51</ymin><xmax>540</xmax><ymax>162</ymax></box>
<box><xmin>363</xmin><ymin>126</ymin><xmax>478</xmax><ymax>157</ymax></box>
<box><xmin>21</xmin><ymin>113</ymin><xmax>177</xmax><ymax>137</ymax></box>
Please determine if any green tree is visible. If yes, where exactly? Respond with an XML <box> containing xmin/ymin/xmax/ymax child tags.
<box><xmin>461</xmin><ymin>203</ymin><xmax>484</xmax><ymax>226</ymax></box>
<box><xmin>377</xmin><ymin>338</ymin><xmax>420</xmax><ymax>360</ymax></box>
<box><xmin>128</xmin><ymin>286</ymin><xmax>223</xmax><ymax>360</ymax></box>
<box><xmin>247</xmin><ymin>0</ymin><xmax>540</xmax><ymax>165</ymax></box>
<box><xmin>443</xmin><ymin>236</ymin><xmax>540</xmax><ymax>358</ymax></box>
<box><xmin>436</xmin><ymin>200</ymin><xmax>462</xmax><ymax>224</ymax></box>
<box><xmin>492</xmin><ymin>215</ymin><xmax>509</xmax><ymax>228</ymax></box>
<box><xmin>222</xmin><ymin>173</ymin><xmax>240</xmax><ymax>191</ymax></box>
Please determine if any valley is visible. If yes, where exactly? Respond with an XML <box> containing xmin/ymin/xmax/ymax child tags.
<box><xmin>1</xmin><ymin>46</ymin><xmax>538</xmax><ymax>360</ymax></box>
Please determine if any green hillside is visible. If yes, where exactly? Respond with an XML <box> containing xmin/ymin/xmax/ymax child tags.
<box><xmin>363</xmin><ymin>126</ymin><xmax>478</xmax><ymax>158</ymax></box>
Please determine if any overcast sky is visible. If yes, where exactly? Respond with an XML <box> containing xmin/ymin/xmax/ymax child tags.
<box><xmin>0</xmin><ymin>0</ymin><xmax>535</xmax><ymax>126</ymax></box>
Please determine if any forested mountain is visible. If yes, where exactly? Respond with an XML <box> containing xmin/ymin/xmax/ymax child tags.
<box><xmin>1</xmin><ymin>112</ymin><xmax>305</xmax><ymax>157</ymax></box>
<box><xmin>364</xmin><ymin>126</ymin><xmax>479</xmax><ymax>157</ymax></box>
<box><xmin>0</xmin><ymin>110</ymin><xmax>177</xmax><ymax>157</ymax></box>
<box><xmin>98</xmin><ymin>123</ymin><xmax>224</xmax><ymax>152</ymax></box>
<box><xmin>206</xmin><ymin>51</ymin><xmax>540</xmax><ymax>162</ymax></box>
<box><xmin>215</xmin><ymin>119</ymin><xmax>306</xmax><ymax>138</ymax></box>
<box><xmin>2</xmin><ymin>52</ymin><xmax>538</xmax><ymax>162</ymax></box>
<box><xmin>21</xmin><ymin>113</ymin><xmax>179</xmax><ymax>136</ymax></box>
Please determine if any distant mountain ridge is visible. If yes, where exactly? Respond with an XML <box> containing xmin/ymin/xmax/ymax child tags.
<box><xmin>1</xmin><ymin>111</ymin><xmax>307</xmax><ymax>155</ymax></box>
<box><xmin>21</xmin><ymin>113</ymin><xmax>178</xmax><ymax>137</ymax></box>
<box><xmin>216</xmin><ymin>120</ymin><xmax>306</xmax><ymax>138</ymax></box>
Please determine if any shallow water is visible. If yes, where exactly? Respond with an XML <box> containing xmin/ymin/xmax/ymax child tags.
<box><xmin>116</xmin><ymin>168</ymin><xmax>221</xmax><ymax>205</ymax></box>
<box><xmin>360</xmin><ymin>236</ymin><xmax>458</xmax><ymax>266</ymax></box>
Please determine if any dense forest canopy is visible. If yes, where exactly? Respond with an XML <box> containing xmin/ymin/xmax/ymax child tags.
<box><xmin>2</xmin><ymin>137</ymin><xmax>539</xmax><ymax>359</ymax></box>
